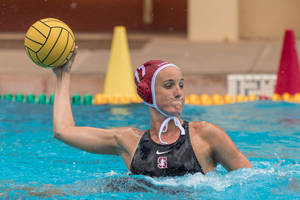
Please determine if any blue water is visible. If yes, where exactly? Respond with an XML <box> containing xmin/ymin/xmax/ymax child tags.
<box><xmin>0</xmin><ymin>101</ymin><xmax>299</xmax><ymax>199</ymax></box>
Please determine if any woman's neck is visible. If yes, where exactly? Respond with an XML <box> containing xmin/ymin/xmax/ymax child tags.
<box><xmin>149</xmin><ymin>107</ymin><xmax>182</xmax><ymax>143</ymax></box>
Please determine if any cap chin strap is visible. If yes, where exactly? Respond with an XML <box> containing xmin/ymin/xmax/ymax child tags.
<box><xmin>148</xmin><ymin>103</ymin><xmax>185</xmax><ymax>144</ymax></box>
<box><xmin>158</xmin><ymin>116</ymin><xmax>185</xmax><ymax>144</ymax></box>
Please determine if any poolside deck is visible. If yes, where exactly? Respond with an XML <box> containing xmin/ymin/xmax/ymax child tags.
<box><xmin>0</xmin><ymin>33</ymin><xmax>290</xmax><ymax>96</ymax></box>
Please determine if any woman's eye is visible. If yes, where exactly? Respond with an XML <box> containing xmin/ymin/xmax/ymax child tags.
<box><xmin>164</xmin><ymin>82</ymin><xmax>173</xmax><ymax>88</ymax></box>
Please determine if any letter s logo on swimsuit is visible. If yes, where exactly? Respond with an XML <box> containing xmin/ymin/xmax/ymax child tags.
<box><xmin>157</xmin><ymin>156</ymin><xmax>167</xmax><ymax>169</ymax></box>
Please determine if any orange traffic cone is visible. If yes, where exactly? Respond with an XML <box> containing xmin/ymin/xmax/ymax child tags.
<box><xmin>275</xmin><ymin>30</ymin><xmax>300</xmax><ymax>95</ymax></box>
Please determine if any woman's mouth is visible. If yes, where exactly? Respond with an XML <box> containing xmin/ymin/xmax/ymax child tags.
<box><xmin>171</xmin><ymin>100</ymin><xmax>184</xmax><ymax>109</ymax></box>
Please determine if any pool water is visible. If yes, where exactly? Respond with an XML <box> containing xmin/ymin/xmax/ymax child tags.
<box><xmin>0</xmin><ymin>101</ymin><xmax>299</xmax><ymax>199</ymax></box>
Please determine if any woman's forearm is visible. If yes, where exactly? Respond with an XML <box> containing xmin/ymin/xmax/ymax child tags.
<box><xmin>53</xmin><ymin>72</ymin><xmax>75</xmax><ymax>135</ymax></box>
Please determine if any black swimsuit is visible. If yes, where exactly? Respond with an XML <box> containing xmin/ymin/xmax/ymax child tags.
<box><xmin>130</xmin><ymin>121</ymin><xmax>204</xmax><ymax>177</ymax></box>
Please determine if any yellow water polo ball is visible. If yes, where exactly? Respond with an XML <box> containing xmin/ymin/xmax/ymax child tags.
<box><xmin>24</xmin><ymin>18</ymin><xmax>75</xmax><ymax>68</ymax></box>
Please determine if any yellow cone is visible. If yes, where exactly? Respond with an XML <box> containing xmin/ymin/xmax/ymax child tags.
<box><xmin>104</xmin><ymin>26</ymin><xmax>136</xmax><ymax>97</ymax></box>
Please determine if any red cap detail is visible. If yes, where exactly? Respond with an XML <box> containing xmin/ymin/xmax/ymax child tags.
<box><xmin>134</xmin><ymin>60</ymin><xmax>169</xmax><ymax>104</ymax></box>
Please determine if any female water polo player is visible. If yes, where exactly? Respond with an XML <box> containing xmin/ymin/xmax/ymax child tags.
<box><xmin>53</xmin><ymin>50</ymin><xmax>252</xmax><ymax>177</ymax></box>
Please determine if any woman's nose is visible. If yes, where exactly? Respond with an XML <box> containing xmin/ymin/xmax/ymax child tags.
<box><xmin>174</xmin><ymin>85</ymin><xmax>183</xmax><ymax>98</ymax></box>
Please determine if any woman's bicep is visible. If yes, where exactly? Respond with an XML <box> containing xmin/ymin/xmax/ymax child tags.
<box><xmin>208</xmin><ymin>126</ymin><xmax>252</xmax><ymax>171</ymax></box>
<box><xmin>54</xmin><ymin>126</ymin><xmax>122</xmax><ymax>155</ymax></box>
<box><xmin>214</xmin><ymin>142</ymin><xmax>252</xmax><ymax>171</ymax></box>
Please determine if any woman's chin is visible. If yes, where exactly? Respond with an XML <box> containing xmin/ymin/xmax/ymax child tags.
<box><xmin>157</xmin><ymin>103</ymin><xmax>184</xmax><ymax>116</ymax></box>
<box><xmin>167</xmin><ymin>108</ymin><xmax>183</xmax><ymax>116</ymax></box>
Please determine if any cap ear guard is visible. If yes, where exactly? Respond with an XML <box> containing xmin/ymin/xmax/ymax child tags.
<box><xmin>137</xmin><ymin>79</ymin><xmax>153</xmax><ymax>104</ymax></box>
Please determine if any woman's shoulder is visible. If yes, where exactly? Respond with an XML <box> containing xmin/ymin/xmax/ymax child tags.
<box><xmin>189</xmin><ymin>120</ymin><xmax>216</xmax><ymax>131</ymax></box>
<box><xmin>189</xmin><ymin>121</ymin><xmax>224</xmax><ymax>139</ymax></box>
<box><xmin>113</xmin><ymin>126</ymin><xmax>145</xmax><ymax>153</ymax></box>
<box><xmin>114</xmin><ymin>126</ymin><xmax>145</xmax><ymax>137</ymax></box>
<box><xmin>115</xmin><ymin>127</ymin><xmax>146</xmax><ymax>145</ymax></box>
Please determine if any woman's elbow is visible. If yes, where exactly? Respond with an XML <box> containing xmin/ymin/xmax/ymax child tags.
<box><xmin>53</xmin><ymin>128</ymin><xmax>63</xmax><ymax>139</ymax></box>
<box><xmin>53</xmin><ymin>118</ymin><xmax>75</xmax><ymax>137</ymax></box>
<box><xmin>53</xmin><ymin>125</ymin><xmax>71</xmax><ymax>140</ymax></box>
<box><xmin>231</xmin><ymin>154</ymin><xmax>253</xmax><ymax>171</ymax></box>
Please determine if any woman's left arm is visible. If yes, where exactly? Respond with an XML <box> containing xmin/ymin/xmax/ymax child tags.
<box><xmin>205</xmin><ymin>124</ymin><xmax>252</xmax><ymax>171</ymax></box>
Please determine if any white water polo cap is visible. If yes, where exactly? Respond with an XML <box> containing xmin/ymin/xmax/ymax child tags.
<box><xmin>134</xmin><ymin>60</ymin><xmax>185</xmax><ymax>144</ymax></box>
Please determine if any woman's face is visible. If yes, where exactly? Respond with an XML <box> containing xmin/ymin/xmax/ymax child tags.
<box><xmin>155</xmin><ymin>67</ymin><xmax>185</xmax><ymax>116</ymax></box>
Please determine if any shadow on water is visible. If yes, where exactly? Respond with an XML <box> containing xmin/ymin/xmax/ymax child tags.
<box><xmin>98</xmin><ymin>176</ymin><xmax>194</xmax><ymax>195</ymax></box>
<box><xmin>0</xmin><ymin>175</ymin><xmax>195</xmax><ymax>199</ymax></box>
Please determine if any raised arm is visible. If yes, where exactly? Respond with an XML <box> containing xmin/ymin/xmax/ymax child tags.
<box><xmin>52</xmin><ymin>50</ymin><xmax>76</xmax><ymax>141</ymax></box>
<box><xmin>52</xmin><ymin>49</ymin><xmax>141</xmax><ymax>164</ymax></box>
<box><xmin>204</xmin><ymin>123</ymin><xmax>252</xmax><ymax>171</ymax></box>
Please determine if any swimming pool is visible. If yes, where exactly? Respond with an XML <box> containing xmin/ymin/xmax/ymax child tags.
<box><xmin>0</xmin><ymin>101</ymin><xmax>299</xmax><ymax>199</ymax></box>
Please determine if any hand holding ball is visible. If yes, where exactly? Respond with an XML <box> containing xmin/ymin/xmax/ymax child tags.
<box><xmin>24</xmin><ymin>18</ymin><xmax>75</xmax><ymax>68</ymax></box>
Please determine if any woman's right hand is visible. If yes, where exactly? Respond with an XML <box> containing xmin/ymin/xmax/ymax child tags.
<box><xmin>52</xmin><ymin>46</ymin><xmax>78</xmax><ymax>77</ymax></box>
